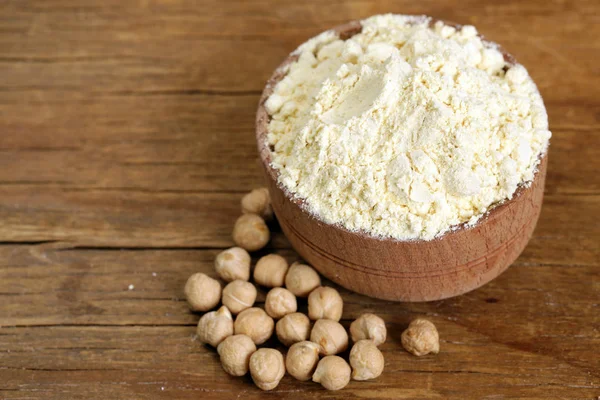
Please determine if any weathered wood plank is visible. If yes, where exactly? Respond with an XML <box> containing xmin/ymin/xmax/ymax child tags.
<box><xmin>1</xmin><ymin>0</ymin><xmax>598</xmax><ymax>99</ymax></box>
<box><xmin>0</xmin><ymin>243</ymin><xmax>598</xmax><ymax>398</ymax></box>
<box><xmin>0</xmin><ymin>189</ymin><xmax>290</xmax><ymax>248</ymax></box>
<box><xmin>0</xmin><ymin>92</ymin><xmax>598</xmax><ymax>194</ymax></box>
<box><xmin>0</xmin><ymin>189</ymin><xmax>597</xmax><ymax>267</ymax></box>
<box><xmin>2</xmin><ymin>369</ymin><xmax>596</xmax><ymax>400</ymax></box>
<box><xmin>0</xmin><ymin>324</ymin><xmax>598</xmax><ymax>400</ymax></box>
<box><xmin>0</xmin><ymin>245</ymin><xmax>598</xmax><ymax>374</ymax></box>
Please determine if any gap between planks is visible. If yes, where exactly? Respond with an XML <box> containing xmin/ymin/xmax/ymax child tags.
<box><xmin>0</xmin><ymin>241</ymin><xmax>595</xmax><ymax>269</ymax></box>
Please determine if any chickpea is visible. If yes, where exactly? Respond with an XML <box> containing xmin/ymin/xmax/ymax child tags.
<box><xmin>222</xmin><ymin>280</ymin><xmax>257</xmax><ymax>314</ymax></box>
<box><xmin>234</xmin><ymin>307</ymin><xmax>274</xmax><ymax>345</ymax></box>
<box><xmin>241</xmin><ymin>187</ymin><xmax>273</xmax><ymax>220</ymax></box>
<box><xmin>214</xmin><ymin>247</ymin><xmax>251</xmax><ymax>282</ymax></box>
<box><xmin>232</xmin><ymin>214</ymin><xmax>270</xmax><ymax>252</ymax></box>
<box><xmin>308</xmin><ymin>286</ymin><xmax>343</xmax><ymax>321</ymax></box>
<box><xmin>249</xmin><ymin>348</ymin><xmax>286</xmax><ymax>391</ymax></box>
<box><xmin>349</xmin><ymin>340</ymin><xmax>384</xmax><ymax>381</ymax></box>
<box><xmin>286</xmin><ymin>341</ymin><xmax>320</xmax><ymax>381</ymax></box>
<box><xmin>253</xmin><ymin>254</ymin><xmax>288</xmax><ymax>287</ymax></box>
<box><xmin>349</xmin><ymin>313</ymin><xmax>387</xmax><ymax>346</ymax></box>
<box><xmin>217</xmin><ymin>334</ymin><xmax>256</xmax><ymax>376</ymax></box>
<box><xmin>265</xmin><ymin>287</ymin><xmax>297</xmax><ymax>319</ymax></box>
<box><xmin>312</xmin><ymin>355</ymin><xmax>351</xmax><ymax>390</ymax></box>
<box><xmin>276</xmin><ymin>312</ymin><xmax>311</xmax><ymax>347</ymax></box>
<box><xmin>196</xmin><ymin>306</ymin><xmax>233</xmax><ymax>347</ymax></box>
<box><xmin>310</xmin><ymin>319</ymin><xmax>348</xmax><ymax>356</ymax></box>
<box><xmin>401</xmin><ymin>318</ymin><xmax>440</xmax><ymax>356</ymax></box>
<box><xmin>285</xmin><ymin>262</ymin><xmax>321</xmax><ymax>297</ymax></box>
<box><xmin>184</xmin><ymin>273</ymin><xmax>221</xmax><ymax>312</ymax></box>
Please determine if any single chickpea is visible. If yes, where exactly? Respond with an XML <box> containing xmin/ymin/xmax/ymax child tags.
<box><xmin>265</xmin><ymin>287</ymin><xmax>297</xmax><ymax>319</ymax></box>
<box><xmin>249</xmin><ymin>348</ymin><xmax>286</xmax><ymax>391</ymax></box>
<box><xmin>349</xmin><ymin>313</ymin><xmax>387</xmax><ymax>346</ymax></box>
<box><xmin>286</xmin><ymin>341</ymin><xmax>320</xmax><ymax>381</ymax></box>
<box><xmin>349</xmin><ymin>340</ymin><xmax>384</xmax><ymax>381</ymax></box>
<box><xmin>214</xmin><ymin>247</ymin><xmax>251</xmax><ymax>282</ymax></box>
<box><xmin>276</xmin><ymin>312</ymin><xmax>311</xmax><ymax>347</ymax></box>
<box><xmin>232</xmin><ymin>214</ymin><xmax>270</xmax><ymax>252</ymax></box>
<box><xmin>308</xmin><ymin>286</ymin><xmax>343</xmax><ymax>321</ymax></box>
<box><xmin>253</xmin><ymin>254</ymin><xmax>288</xmax><ymax>287</ymax></box>
<box><xmin>217</xmin><ymin>334</ymin><xmax>257</xmax><ymax>376</ymax></box>
<box><xmin>310</xmin><ymin>319</ymin><xmax>348</xmax><ymax>356</ymax></box>
<box><xmin>241</xmin><ymin>187</ymin><xmax>273</xmax><ymax>220</ymax></box>
<box><xmin>196</xmin><ymin>306</ymin><xmax>233</xmax><ymax>347</ymax></box>
<box><xmin>184</xmin><ymin>273</ymin><xmax>221</xmax><ymax>312</ymax></box>
<box><xmin>312</xmin><ymin>355</ymin><xmax>351</xmax><ymax>390</ymax></box>
<box><xmin>222</xmin><ymin>280</ymin><xmax>257</xmax><ymax>314</ymax></box>
<box><xmin>234</xmin><ymin>307</ymin><xmax>274</xmax><ymax>345</ymax></box>
<box><xmin>401</xmin><ymin>318</ymin><xmax>440</xmax><ymax>356</ymax></box>
<box><xmin>285</xmin><ymin>262</ymin><xmax>321</xmax><ymax>297</ymax></box>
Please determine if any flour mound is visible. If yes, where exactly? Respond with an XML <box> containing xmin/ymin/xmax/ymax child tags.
<box><xmin>265</xmin><ymin>14</ymin><xmax>551</xmax><ymax>240</ymax></box>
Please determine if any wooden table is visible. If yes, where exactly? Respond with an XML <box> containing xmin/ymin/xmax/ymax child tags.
<box><xmin>1</xmin><ymin>1</ymin><xmax>598</xmax><ymax>399</ymax></box>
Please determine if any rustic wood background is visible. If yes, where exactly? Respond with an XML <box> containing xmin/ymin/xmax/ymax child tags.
<box><xmin>0</xmin><ymin>1</ymin><xmax>598</xmax><ymax>399</ymax></box>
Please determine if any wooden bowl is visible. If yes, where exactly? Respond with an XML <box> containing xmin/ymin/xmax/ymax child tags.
<box><xmin>256</xmin><ymin>19</ymin><xmax>547</xmax><ymax>302</ymax></box>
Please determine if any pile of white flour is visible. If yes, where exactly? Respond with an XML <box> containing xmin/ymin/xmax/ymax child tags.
<box><xmin>265</xmin><ymin>14</ymin><xmax>551</xmax><ymax>240</ymax></box>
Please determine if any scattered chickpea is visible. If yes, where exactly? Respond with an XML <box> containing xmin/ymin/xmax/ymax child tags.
<box><xmin>253</xmin><ymin>254</ymin><xmax>288</xmax><ymax>287</ymax></box>
<box><xmin>286</xmin><ymin>341</ymin><xmax>320</xmax><ymax>381</ymax></box>
<box><xmin>265</xmin><ymin>287</ymin><xmax>297</xmax><ymax>319</ymax></box>
<box><xmin>214</xmin><ymin>247</ymin><xmax>251</xmax><ymax>282</ymax></box>
<box><xmin>349</xmin><ymin>340</ymin><xmax>384</xmax><ymax>381</ymax></box>
<box><xmin>241</xmin><ymin>187</ymin><xmax>273</xmax><ymax>220</ymax></box>
<box><xmin>196</xmin><ymin>306</ymin><xmax>234</xmax><ymax>347</ymax></box>
<box><xmin>221</xmin><ymin>280</ymin><xmax>257</xmax><ymax>314</ymax></box>
<box><xmin>285</xmin><ymin>262</ymin><xmax>321</xmax><ymax>297</ymax></box>
<box><xmin>308</xmin><ymin>286</ymin><xmax>343</xmax><ymax>321</ymax></box>
<box><xmin>184</xmin><ymin>273</ymin><xmax>221</xmax><ymax>312</ymax></box>
<box><xmin>276</xmin><ymin>312</ymin><xmax>311</xmax><ymax>347</ymax></box>
<box><xmin>232</xmin><ymin>213</ymin><xmax>270</xmax><ymax>252</ymax></box>
<box><xmin>312</xmin><ymin>355</ymin><xmax>351</xmax><ymax>390</ymax></box>
<box><xmin>350</xmin><ymin>313</ymin><xmax>387</xmax><ymax>346</ymax></box>
<box><xmin>217</xmin><ymin>334</ymin><xmax>257</xmax><ymax>376</ymax></box>
<box><xmin>401</xmin><ymin>318</ymin><xmax>440</xmax><ymax>356</ymax></box>
<box><xmin>234</xmin><ymin>307</ymin><xmax>275</xmax><ymax>345</ymax></box>
<box><xmin>249</xmin><ymin>348</ymin><xmax>286</xmax><ymax>391</ymax></box>
<box><xmin>310</xmin><ymin>319</ymin><xmax>348</xmax><ymax>356</ymax></box>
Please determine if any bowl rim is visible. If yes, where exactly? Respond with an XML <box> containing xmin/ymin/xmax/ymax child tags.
<box><xmin>255</xmin><ymin>15</ymin><xmax>548</xmax><ymax>244</ymax></box>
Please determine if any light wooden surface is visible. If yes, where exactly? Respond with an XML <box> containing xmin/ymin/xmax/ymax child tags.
<box><xmin>0</xmin><ymin>1</ymin><xmax>598</xmax><ymax>399</ymax></box>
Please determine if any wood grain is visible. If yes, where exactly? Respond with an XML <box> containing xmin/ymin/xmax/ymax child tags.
<box><xmin>0</xmin><ymin>0</ymin><xmax>598</xmax><ymax>399</ymax></box>
<box><xmin>1</xmin><ymin>245</ymin><xmax>599</xmax><ymax>400</ymax></box>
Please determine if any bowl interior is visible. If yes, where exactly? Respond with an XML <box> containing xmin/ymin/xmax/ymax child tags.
<box><xmin>256</xmin><ymin>17</ymin><xmax>540</xmax><ymax>244</ymax></box>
